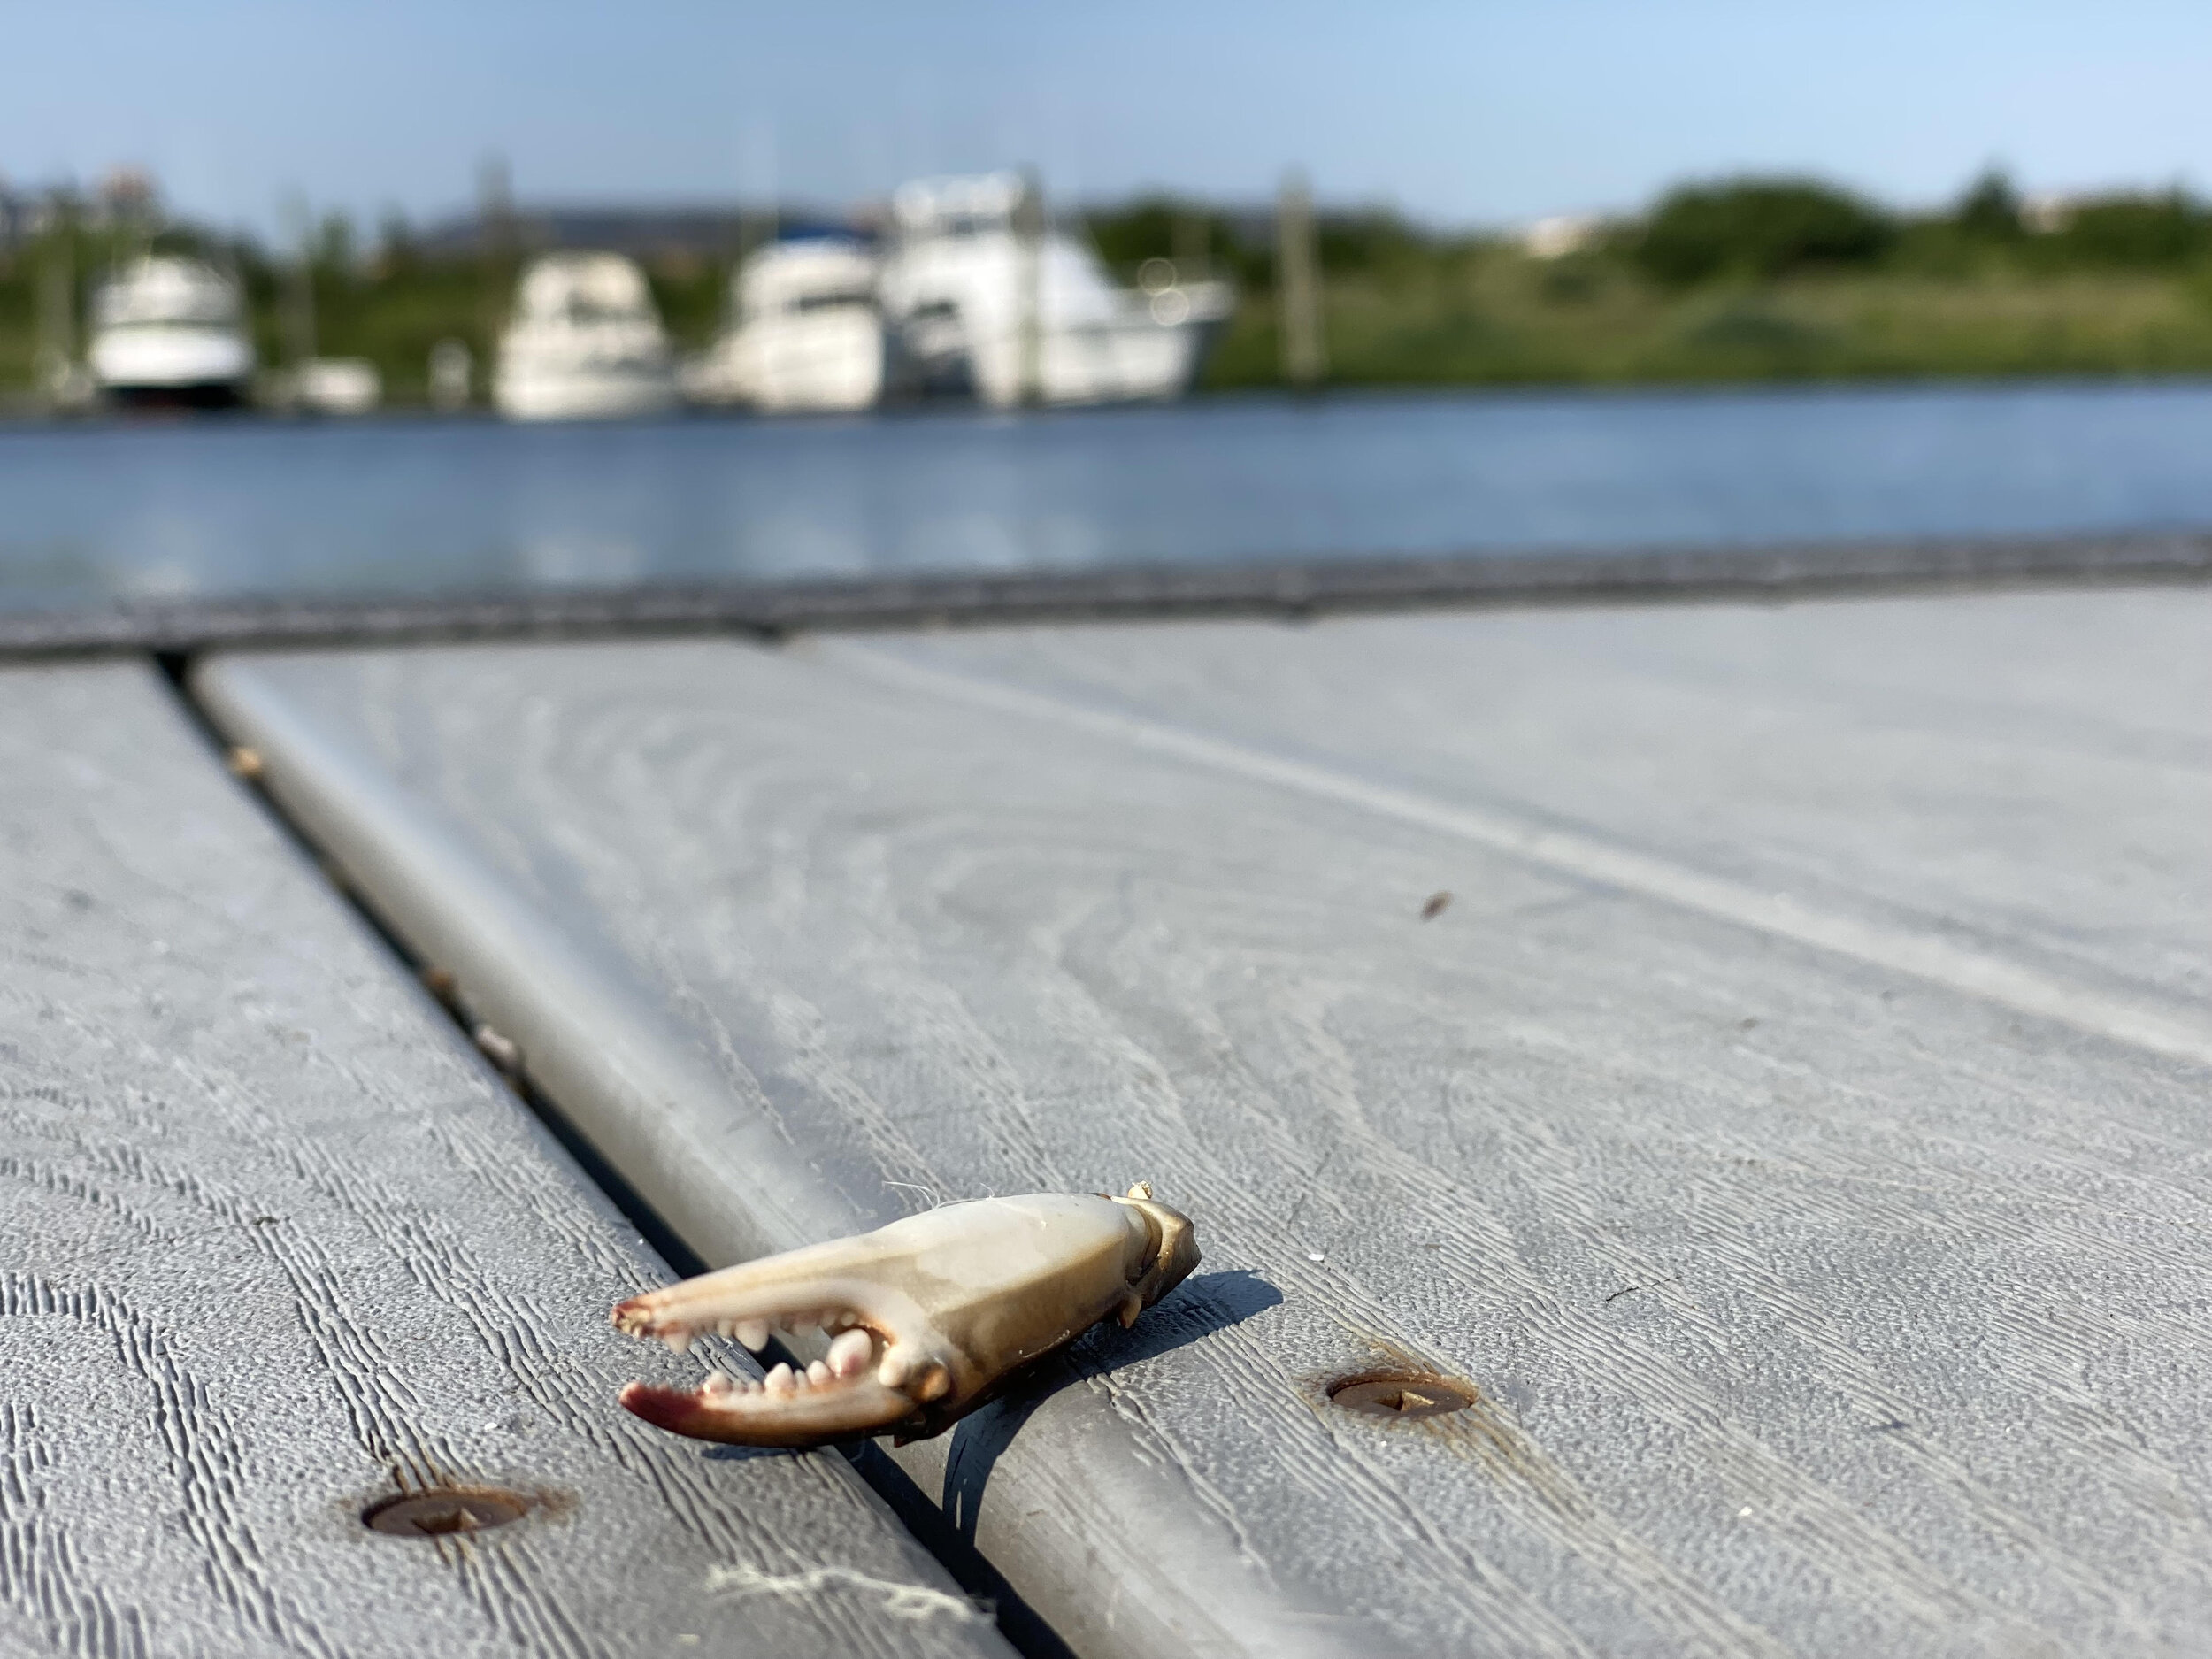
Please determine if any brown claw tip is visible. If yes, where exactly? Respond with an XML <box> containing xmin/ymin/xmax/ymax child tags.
<box><xmin>618</xmin><ymin>1380</ymin><xmax>709</xmax><ymax>1435</ymax></box>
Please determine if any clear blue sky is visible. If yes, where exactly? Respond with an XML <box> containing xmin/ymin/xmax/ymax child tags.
<box><xmin>8</xmin><ymin>1</ymin><xmax>2208</xmax><ymax>234</ymax></box>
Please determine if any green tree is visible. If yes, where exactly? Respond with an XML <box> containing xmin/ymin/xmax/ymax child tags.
<box><xmin>2049</xmin><ymin>192</ymin><xmax>2206</xmax><ymax>268</ymax></box>
<box><xmin>1636</xmin><ymin>178</ymin><xmax>1894</xmax><ymax>286</ymax></box>
<box><xmin>1953</xmin><ymin>169</ymin><xmax>2024</xmax><ymax>242</ymax></box>
<box><xmin>1313</xmin><ymin>209</ymin><xmax>1426</xmax><ymax>276</ymax></box>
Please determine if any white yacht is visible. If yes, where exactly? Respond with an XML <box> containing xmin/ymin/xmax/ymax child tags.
<box><xmin>286</xmin><ymin>357</ymin><xmax>382</xmax><ymax>416</ymax></box>
<box><xmin>493</xmin><ymin>252</ymin><xmax>678</xmax><ymax>422</ymax></box>
<box><xmin>682</xmin><ymin>236</ymin><xmax>887</xmax><ymax>414</ymax></box>
<box><xmin>877</xmin><ymin>173</ymin><xmax>1233</xmax><ymax>408</ymax></box>
<box><xmin>87</xmin><ymin>255</ymin><xmax>256</xmax><ymax>408</ymax></box>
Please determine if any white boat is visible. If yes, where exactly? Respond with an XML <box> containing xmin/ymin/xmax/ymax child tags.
<box><xmin>682</xmin><ymin>236</ymin><xmax>887</xmax><ymax>414</ymax></box>
<box><xmin>88</xmin><ymin>255</ymin><xmax>255</xmax><ymax>408</ymax></box>
<box><xmin>287</xmin><ymin>357</ymin><xmax>382</xmax><ymax>416</ymax></box>
<box><xmin>494</xmin><ymin>252</ymin><xmax>677</xmax><ymax>422</ymax></box>
<box><xmin>877</xmin><ymin>173</ymin><xmax>1233</xmax><ymax>408</ymax></box>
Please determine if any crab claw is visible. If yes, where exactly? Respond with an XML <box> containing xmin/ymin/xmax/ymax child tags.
<box><xmin>613</xmin><ymin>1186</ymin><xmax>1200</xmax><ymax>1448</ymax></box>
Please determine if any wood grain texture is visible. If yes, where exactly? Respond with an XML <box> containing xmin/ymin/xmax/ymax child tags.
<box><xmin>0</xmin><ymin>662</ymin><xmax>1009</xmax><ymax>1659</ymax></box>
<box><xmin>196</xmin><ymin>626</ymin><xmax>2212</xmax><ymax>1659</ymax></box>
<box><xmin>860</xmin><ymin>587</ymin><xmax>2212</xmax><ymax>1052</ymax></box>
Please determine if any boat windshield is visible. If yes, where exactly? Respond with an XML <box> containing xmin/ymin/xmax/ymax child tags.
<box><xmin>559</xmin><ymin>297</ymin><xmax>647</xmax><ymax>325</ymax></box>
<box><xmin>791</xmin><ymin>290</ymin><xmax>874</xmax><ymax>313</ymax></box>
<box><xmin>94</xmin><ymin>260</ymin><xmax>242</xmax><ymax>330</ymax></box>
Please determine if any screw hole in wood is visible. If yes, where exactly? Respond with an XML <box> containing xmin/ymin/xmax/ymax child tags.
<box><xmin>1327</xmin><ymin>1371</ymin><xmax>1479</xmax><ymax>1420</ymax></box>
<box><xmin>364</xmin><ymin>1486</ymin><xmax>533</xmax><ymax>1537</ymax></box>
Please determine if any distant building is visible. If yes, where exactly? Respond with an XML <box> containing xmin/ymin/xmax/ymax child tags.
<box><xmin>1521</xmin><ymin>214</ymin><xmax>1601</xmax><ymax>259</ymax></box>
<box><xmin>2020</xmin><ymin>193</ymin><xmax>2078</xmax><ymax>234</ymax></box>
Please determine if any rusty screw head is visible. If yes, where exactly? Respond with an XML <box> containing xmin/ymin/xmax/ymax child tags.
<box><xmin>364</xmin><ymin>1486</ymin><xmax>532</xmax><ymax>1537</ymax></box>
<box><xmin>1328</xmin><ymin>1371</ymin><xmax>1479</xmax><ymax>1420</ymax></box>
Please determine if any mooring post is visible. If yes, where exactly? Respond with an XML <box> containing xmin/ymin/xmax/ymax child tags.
<box><xmin>1014</xmin><ymin>167</ymin><xmax>1045</xmax><ymax>407</ymax></box>
<box><xmin>1277</xmin><ymin>167</ymin><xmax>1325</xmax><ymax>389</ymax></box>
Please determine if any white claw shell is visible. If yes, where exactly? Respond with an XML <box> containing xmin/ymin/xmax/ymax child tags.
<box><xmin>612</xmin><ymin>1188</ymin><xmax>1201</xmax><ymax>1448</ymax></box>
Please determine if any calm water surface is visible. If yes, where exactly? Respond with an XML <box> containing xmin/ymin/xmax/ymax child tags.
<box><xmin>3</xmin><ymin>380</ymin><xmax>2209</xmax><ymax>612</ymax></box>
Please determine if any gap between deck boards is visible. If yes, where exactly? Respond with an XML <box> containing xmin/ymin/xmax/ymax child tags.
<box><xmin>146</xmin><ymin>656</ymin><xmax>1080</xmax><ymax>1659</ymax></box>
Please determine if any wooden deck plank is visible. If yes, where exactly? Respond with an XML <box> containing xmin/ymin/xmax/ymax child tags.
<box><xmin>196</xmin><ymin>626</ymin><xmax>2212</xmax><ymax>1659</ymax></box>
<box><xmin>859</xmin><ymin>586</ymin><xmax>2212</xmax><ymax>1048</ymax></box>
<box><xmin>0</xmin><ymin>662</ymin><xmax>1009</xmax><ymax>1659</ymax></box>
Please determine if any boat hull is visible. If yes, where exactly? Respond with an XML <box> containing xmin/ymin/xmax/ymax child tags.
<box><xmin>981</xmin><ymin>303</ymin><xmax>1230</xmax><ymax>409</ymax></box>
<box><xmin>104</xmin><ymin>381</ymin><xmax>250</xmax><ymax>411</ymax></box>
<box><xmin>90</xmin><ymin>325</ymin><xmax>255</xmax><ymax>409</ymax></box>
<box><xmin>494</xmin><ymin>363</ymin><xmax>678</xmax><ymax>423</ymax></box>
<box><xmin>687</xmin><ymin>310</ymin><xmax>887</xmax><ymax>415</ymax></box>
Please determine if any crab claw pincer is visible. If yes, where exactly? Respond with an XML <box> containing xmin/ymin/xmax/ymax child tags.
<box><xmin>612</xmin><ymin>1185</ymin><xmax>1200</xmax><ymax>1448</ymax></box>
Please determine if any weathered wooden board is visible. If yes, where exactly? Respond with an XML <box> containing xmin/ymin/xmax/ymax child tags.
<box><xmin>862</xmin><ymin>586</ymin><xmax>2212</xmax><ymax>1059</ymax></box>
<box><xmin>0</xmin><ymin>662</ymin><xmax>1009</xmax><ymax>1659</ymax></box>
<box><xmin>196</xmin><ymin>622</ymin><xmax>2212</xmax><ymax>1659</ymax></box>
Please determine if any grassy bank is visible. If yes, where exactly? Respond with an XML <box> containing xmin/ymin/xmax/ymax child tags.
<box><xmin>1201</xmin><ymin>262</ymin><xmax>2212</xmax><ymax>388</ymax></box>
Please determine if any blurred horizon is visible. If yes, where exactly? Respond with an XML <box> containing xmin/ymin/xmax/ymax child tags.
<box><xmin>7</xmin><ymin>1</ymin><xmax>2210</xmax><ymax>238</ymax></box>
